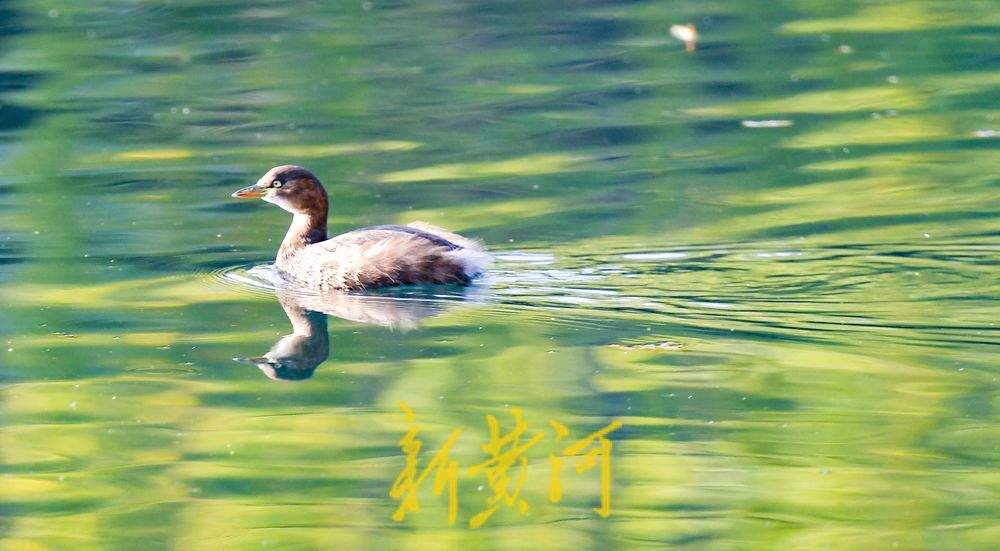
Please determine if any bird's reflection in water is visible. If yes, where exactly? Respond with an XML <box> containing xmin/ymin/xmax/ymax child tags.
<box><xmin>239</xmin><ymin>286</ymin><xmax>480</xmax><ymax>381</ymax></box>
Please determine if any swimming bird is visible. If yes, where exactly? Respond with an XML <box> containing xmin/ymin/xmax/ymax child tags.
<box><xmin>231</xmin><ymin>165</ymin><xmax>489</xmax><ymax>290</ymax></box>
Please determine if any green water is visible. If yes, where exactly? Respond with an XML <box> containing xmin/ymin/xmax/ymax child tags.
<box><xmin>1</xmin><ymin>0</ymin><xmax>998</xmax><ymax>548</ymax></box>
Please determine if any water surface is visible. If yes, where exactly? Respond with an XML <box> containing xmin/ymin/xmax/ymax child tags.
<box><xmin>1</xmin><ymin>1</ymin><xmax>998</xmax><ymax>549</ymax></box>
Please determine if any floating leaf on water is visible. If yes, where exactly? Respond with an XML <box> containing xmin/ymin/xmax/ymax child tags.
<box><xmin>669</xmin><ymin>23</ymin><xmax>697</xmax><ymax>53</ymax></box>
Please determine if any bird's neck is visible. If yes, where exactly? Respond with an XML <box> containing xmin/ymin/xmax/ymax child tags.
<box><xmin>278</xmin><ymin>211</ymin><xmax>328</xmax><ymax>260</ymax></box>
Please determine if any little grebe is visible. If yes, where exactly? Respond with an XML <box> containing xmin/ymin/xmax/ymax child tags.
<box><xmin>231</xmin><ymin>165</ymin><xmax>490</xmax><ymax>291</ymax></box>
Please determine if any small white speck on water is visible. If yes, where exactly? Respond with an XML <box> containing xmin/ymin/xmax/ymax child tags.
<box><xmin>48</xmin><ymin>8</ymin><xmax>59</xmax><ymax>17</ymax></box>
<box><xmin>6</xmin><ymin>348</ymin><xmax>12</xmax><ymax>352</ymax></box>
<box><xmin>477</xmin><ymin>485</ymin><xmax>484</xmax><ymax>491</ymax></box>
<box><xmin>111</xmin><ymin>396</ymin><xmax>117</xmax><ymax>400</ymax></box>
<box><xmin>69</xmin><ymin>401</ymin><xmax>77</xmax><ymax>409</ymax></box>
<box><xmin>923</xmin><ymin>233</ymin><xmax>931</xmax><ymax>238</ymax></box>
<box><xmin>837</xmin><ymin>44</ymin><xmax>853</xmax><ymax>54</ymax></box>
<box><xmin>741</xmin><ymin>119</ymin><xmax>793</xmax><ymax>128</ymax></box>
<box><xmin>181</xmin><ymin>107</ymin><xmax>191</xmax><ymax>115</ymax></box>
<box><xmin>216</xmin><ymin>234</ymin><xmax>222</xmax><ymax>238</ymax></box>
<box><xmin>887</xmin><ymin>75</ymin><xmax>900</xmax><ymax>84</ymax></box>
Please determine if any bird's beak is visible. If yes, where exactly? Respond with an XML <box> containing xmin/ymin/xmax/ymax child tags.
<box><xmin>231</xmin><ymin>184</ymin><xmax>265</xmax><ymax>198</ymax></box>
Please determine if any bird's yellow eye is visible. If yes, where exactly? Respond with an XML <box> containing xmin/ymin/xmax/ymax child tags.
<box><xmin>272</xmin><ymin>180</ymin><xmax>283</xmax><ymax>188</ymax></box>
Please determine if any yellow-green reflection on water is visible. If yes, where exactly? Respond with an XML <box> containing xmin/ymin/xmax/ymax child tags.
<box><xmin>1</xmin><ymin>0</ymin><xmax>998</xmax><ymax>549</ymax></box>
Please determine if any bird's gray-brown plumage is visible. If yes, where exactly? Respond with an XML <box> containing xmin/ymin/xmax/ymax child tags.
<box><xmin>232</xmin><ymin>165</ymin><xmax>490</xmax><ymax>291</ymax></box>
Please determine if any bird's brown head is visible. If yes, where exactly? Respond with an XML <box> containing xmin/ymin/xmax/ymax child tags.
<box><xmin>231</xmin><ymin>165</ymin><xmax>328</xmax><ymax>216</ymax></box>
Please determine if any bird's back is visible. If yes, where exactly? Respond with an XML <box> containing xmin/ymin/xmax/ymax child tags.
<box><xmin>278</xmin><ymin>222</ymin><xmax>490</xmax><ymax>291</ymax></box>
